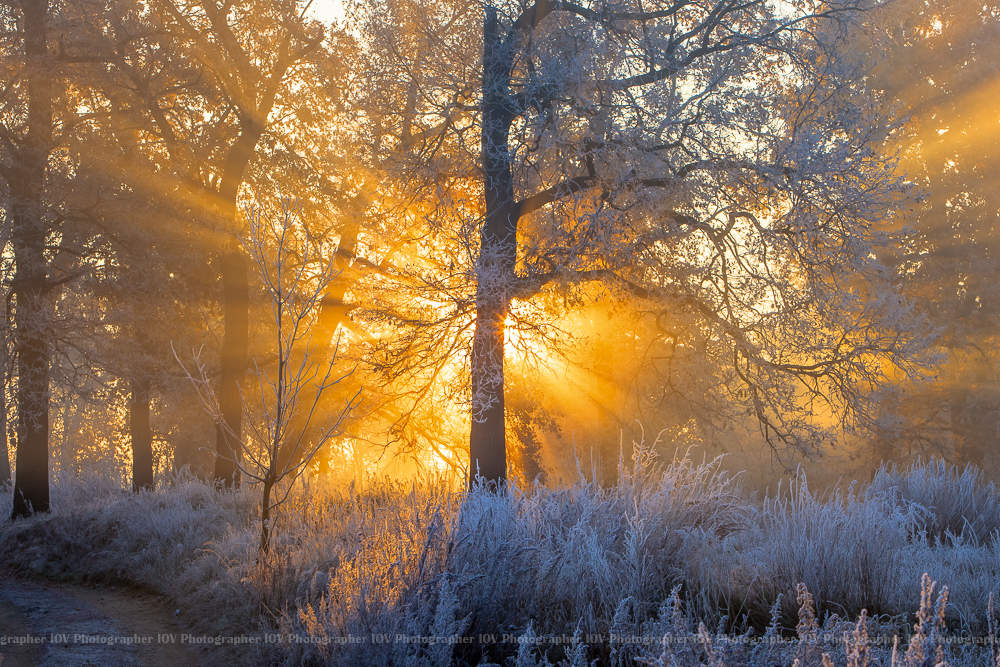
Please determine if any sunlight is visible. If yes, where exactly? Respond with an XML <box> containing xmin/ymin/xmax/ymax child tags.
<box><xmin>503</xmin><ymin>307</ymin><xmax>557</xmax><ymax>368</ymax></box>
<box><xmin>306</xmin><ymin>0</ymin><xmax>345</xmax><ymax>22</ymax></box>
<box><xmin>927</xmin><ymin>16</ymin><xmax>944</xmax><ymax>36</ymax></box>
<box><xmin>4</xmin><ymin>1</ymin><xmax>998</xmax><ymax>662</ymax></box>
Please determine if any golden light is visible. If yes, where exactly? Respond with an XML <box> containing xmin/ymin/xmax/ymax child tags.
<box><xmin>306</xmin><ymin>0</ymin><xmax>345</xmax><ymax>23</ymax></box>
<box><xmin>503</xmin><ymin>299</ymin><xmax>562</xmax><ymax>369</ymax></box>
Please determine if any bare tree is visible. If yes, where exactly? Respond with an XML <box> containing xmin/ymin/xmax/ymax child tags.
<box><xmin>178</xmin><ymin>198</ymin><xmax>359</xmax><ymax>553</ymax></box>
<box><xmin>145</xmin><ymin>0</ymin><xmax>328</xmax><ymax>486</ymax></box>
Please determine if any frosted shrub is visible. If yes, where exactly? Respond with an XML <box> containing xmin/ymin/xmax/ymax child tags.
<box><xmin>444</xmin><ymin>451</ymin><xmax>752</xmax><ymax>650</ymax></box>
<box><xmin>894</xmin><ymin>531</ymin><xmax>1000</xmax><ymax>629</ymax></box>
<box><xmin>748</xmin><ymin>471</ymin><xmax>923</xmax><ymax>622</ymax></box>
<box><xmin>1</xmin><ymin>470</ymin><xmax>259</xmax><ymax>631</ymax></box>
<box><xmin>616</xmin><ymin>451</ymin><xmax>752</xmax><ymax>614</ymax></box>
<box><xmin>279</xmin><ymin>480</ymin><xmax>461</xmax><ymax>665</ymax></box>
<box><xmin>1</xmin><ymin>470</ymin><xmax>249</xmax><ymax>582</ymax></box>
<box><xmin>278</xmin><ymin>451</ymin><xmax>754</xmax><ymax>664</ymax></box>
<box><xmin>870</xmin><ymin>459</ymin><xmax>1000</xmax><ymax>543</ymax></box>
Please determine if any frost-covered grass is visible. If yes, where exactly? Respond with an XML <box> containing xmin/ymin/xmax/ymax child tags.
<box><xmin>2</xmin><ymin>455</ymin><xmax>1000</xmax><ymax>665</ymax></box>
<box><xmin>870</xmin><ymin>459</ymin><xmax>1000</xmax><ymax>543</ymax></box>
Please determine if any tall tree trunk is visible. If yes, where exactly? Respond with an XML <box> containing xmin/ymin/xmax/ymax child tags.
<box><xmin>212</xmin><ymin>126</ymin><xmax>261</xmax><ymax>486</ymax></box>
<box><xmin>469</xmin><ymin>6</ymin><xmax>517</xmax><ymax>487</ymax></box>
<box><xmin>10</xmin><ymin>0</ymin><xmax>53</xmax><ymax>519</ymax></box>
<box><xmin>214</xmin><ymin>243</ymin><xmax>248</xmax><ymax>485</ymax></box>
<box><xmin>130</xmin><ymin>377</ymin><xmax>154</xmax><ymax>491</ymax></box>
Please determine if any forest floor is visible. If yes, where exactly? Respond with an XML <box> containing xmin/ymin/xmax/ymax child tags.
<box><xmin>0</xmin><ymin>573</ymin><xmax>234</xmax><ymax>666</ymax></box>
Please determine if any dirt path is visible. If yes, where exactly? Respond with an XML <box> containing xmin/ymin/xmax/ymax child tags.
<box><xmin>0</xmin><ymin>576</ymin><xmax>238</xmax><ymax>666</ymax></box>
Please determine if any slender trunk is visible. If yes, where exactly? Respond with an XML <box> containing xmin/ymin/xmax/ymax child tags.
<box><xmin>469</xmin><ymin>297</ymin><xmax>507</xmax><ymax>485</ymax></box>
<box><xmin>11</xmin><ymin>0</ymin><xmax>53</xmax><ymax>519</ymax></box>
<box><xmin>130</xmin><ymin>377</ymin><xmax>154</xmax><ymax>491</ymax></box>
<box><xmin>259</xmin><ymin>480</ymin><xmax>272</xmax><ymax>553</ymax></box>
<box><xmin>469</xmin><ymin>6</ymin><xmax>517</xmax><ymax>487</ymax></box>
<box><xmin>0</xmin><ymin>351</ymin><xmax>10</xmax><ymax>487</ymax></box>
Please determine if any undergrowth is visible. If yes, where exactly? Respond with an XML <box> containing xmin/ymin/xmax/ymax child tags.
<box><xmin>2</xmin><ymin>453</ymin><xmax>999</xmax><ymax>665</ymax></box>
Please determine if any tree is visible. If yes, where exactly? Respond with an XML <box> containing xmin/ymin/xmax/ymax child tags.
<box><xmin>114</xmin><ymin>0</ymin><xmax>332</xmax><ymax>484</ymax></box>
<box><xmin>357</xmin><ymin>0</ymin><xmax>931</xmax><ymax>484</ymax></box>
<box><xmin>2</xmin><ymin>0</ymin><xmax>172</xmax><ymax>512</ymax></box>
<box><xmin>1</xmin><ymin>0</ymin><xmax>214</xmax><ymax>492</ymax></box>
<box><xmin>3</xmin><ymin>0</ymin><xmax>57</xmax><ymax>516</ymax></box>
<box><xmin>858</xmin><ymin>0</ymin><xmax>1000</xmax><ymax>466</ymax></box>
<box><xmin>179</xmin><ymin>199</ymin><xmax>358</xmax><ymax>553</ymax></box>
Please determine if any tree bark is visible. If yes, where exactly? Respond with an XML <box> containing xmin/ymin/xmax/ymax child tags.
<box><xmin>212</xmin><ymin>126</ymin><xmax>261</xmax><ymax>486</ymax></box>
<box><xmin>130</xmin><ymin>377</ymin><xmax>154</xmax><ymax>491</ymax></box>
<box><xmin>214</xmin><ymin>244</ymin><xmax>248</xmax><ymax>485</ymax></box>
<box><xmin>469</xmin><ymin>6</ymin><xmax>518</xmax><ymax>487</ymax></box>
<box><xmin>259</xmin><ymin>479</ymin><xmax>273</xmax><ymax>553</ymax></box>
<box><xmin>0</xmin><ymin>348</ymin><xmax>10</xmax><ymax>487</ymax></box>
<box><xmin>10</xmin><ymin>0</ymin><xmax>53</xmax><ymax>519</ymax></box>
